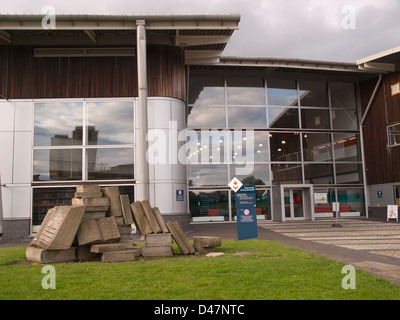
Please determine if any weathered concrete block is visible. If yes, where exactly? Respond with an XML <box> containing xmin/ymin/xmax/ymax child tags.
<box><xmin>36</xmin><ymin>206</ymin><xmax>86</xmax><ymax>250</ymax></box>
<box><xmin>30</xmin><ymin>207</ymin><xmax>59</xmax><ymax>248</ymax></box>
<box><xmin>72</xmin><ymin>197</ymin><xmax>110</xmax><ymax>207</ymax></box>
<box><xmin>166</xmin><ymin>221</ymin><xmax>195</xmax><ymax>255</ymax></box>
<box><xmin>120</xmin><ymin>195</ymin><xmax>134</xmax><ymax>225</ymax></box>
<box><xmin>193</xmin><ymin>236</ymin><xmax>222</xmax><ymax>254</ymax></box>
<box><xmin>141</xmin><ymin>244</ymin><xmax>173</xmax><ymax>257</ymax></box>
<box><xmin>101</xmin><ymin>250</ymin><xmax>139</xmax><ymax>262</ymax></box>
<box><xmin>114</xmin><ymin>217</ymin><xmax>125</xmax><ymax>225</ymax></box>
<box><xmin>98</xmin><ymin>217</ymin><xmax>121</xmax><ymax>243</ymax></box>
<box><xmin>90</xmin><ymin>243</ymin><xmax>128</xmax><ymax>253</ymax></box>
<box><xmin>152</xmin><ymin>207</ymin><xmax>169</xmax><ymax>233</ymax></box>
<box><xmin>101</xmin><ymin>187</ymin><xmax>123</xmax><ymax>217</ymax></box>
<box><xmin>77</xmin><ymin>219</ymin><xmax>103</xmax><ymax>246</ymax></box>
<box><xmin>130</xmin><ymin>201</ymin><xmax>153</xmax><ymax>235</ymax></box>
<box><xmin>76</xmin><ymin>185</ymin><xmax>100</xmax><ymax>193</ymax></box>
<box><xmin>141</xmin><ymin>200</ymin><xmax>162</xmax><ymax>233</ymax></box>
<box><xmin>82</xmin><ymin>211</ymin><xmax>107</xmax><ymax>221</ymax></box>
<box><xmin>145</xmin><ymin>233</ymin><xmax>172</xmax><ymax>245</ymax></box>
<box><xmin>75</xmin><ymin>245</ymin><xmax>100</xmax><ymax>261</ymax></box>
<box><xmin>26</xmin><ymin>246</ymin><xmax>76</xmax><ymax>264</ymax></box>
<box><xmin>74</xmin><ymin>192</ymin><xmax>103</xmax><ymax>198</ymax></box>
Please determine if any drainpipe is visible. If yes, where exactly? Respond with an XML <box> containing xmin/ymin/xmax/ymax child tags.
<box><xmin>359</xmin><ymin>73</ymin><xmax>383</xmax><ymax>218</ymax></box>
<box><xmin>137</xmin><ymin>20</ymin><xmax>150</xmax><ymax>201</ymax></box>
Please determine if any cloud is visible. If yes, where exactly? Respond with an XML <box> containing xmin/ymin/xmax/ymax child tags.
<box><xmin>1</xmin><ymin>0</ymin><xmax>399</xmax><ymax>62</ymax></box>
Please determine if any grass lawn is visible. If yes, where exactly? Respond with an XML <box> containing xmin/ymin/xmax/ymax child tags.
<box><xmin>0</xmin><ymin>239</ymin><xmax>399</xmax><ymax>300</ymax></box>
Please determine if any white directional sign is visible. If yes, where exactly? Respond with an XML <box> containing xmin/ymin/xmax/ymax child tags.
<box><xmin>229</xmin><ymin>177</ymin><xmax>243</xmax><ymax>193</ymax></box>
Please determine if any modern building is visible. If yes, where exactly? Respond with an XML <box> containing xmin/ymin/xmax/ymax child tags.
<box><xmin>0</xmin><ymin>14</ymin><xmax>399</xmax><ymax>240</ymax></box>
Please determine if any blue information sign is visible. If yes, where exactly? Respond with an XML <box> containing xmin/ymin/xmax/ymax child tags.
<box><xmin>236</xmin><ymin>185</ymin><xmax>258</xmax><ymax>240</ymax></box>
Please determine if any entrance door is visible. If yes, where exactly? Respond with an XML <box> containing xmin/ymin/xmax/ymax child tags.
<box><xmin>284</xmin><ymin>189</ymin><xmax>305</xmax><ymax>220</ymax></box>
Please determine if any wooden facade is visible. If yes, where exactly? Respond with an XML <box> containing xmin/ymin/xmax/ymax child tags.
<box><xmin>360</xmin><ymin>71</ymin><xmax>400</xmax><ymax>185</ymax></box>
<box><xmin>0</xmin><ymin>44</ymin><xmax>186</xmax><ymax>101</ymax></box>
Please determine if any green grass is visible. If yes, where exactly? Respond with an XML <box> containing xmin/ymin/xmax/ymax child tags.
<box><xmin>0</xmin><ymin>240</ymin><xmax>399</xmax><ymax>300</ymax></box>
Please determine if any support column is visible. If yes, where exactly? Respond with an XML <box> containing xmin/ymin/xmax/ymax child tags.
<box><xmin>136</xmin><ymin>20</ymin><xmax>150</xmax><ymax>201</ymax></box>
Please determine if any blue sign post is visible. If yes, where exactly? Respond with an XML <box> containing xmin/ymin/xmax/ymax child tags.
<box><xmin>236</xmin><ymin>185</ymin><xmax>258</xmax><ymax>240</ymax></box>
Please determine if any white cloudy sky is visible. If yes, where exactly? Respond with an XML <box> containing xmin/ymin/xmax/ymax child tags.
<box><xmin>1</xmin><ymin>0</ymin><xmax>400</xmax><ymax>62</ymax></box>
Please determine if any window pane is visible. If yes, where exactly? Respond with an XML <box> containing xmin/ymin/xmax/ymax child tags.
<box><xmin>336</xmin><ymin>164</ymin><xmax>363</xmax><ymax>184</ymax></box>
<box><xmin>187</xmin><ymin>130</ymin><xmax>228</xmax><ymax>164</ymax></box>
<box><xmin>188</xmin><ymin>164</ymin><xmax>228</xmax><ymax>187</ymax></box>
<box><xmin>87</xmin><ymin>148</ymin><xmax>134</xmax><ymax>180</ymax></box>
<box><xmin>232</xmin><ymin>189</ymin><xmax>272</xmax><ymax>221</ymax></box>
<box><xmin>301</xmin><ymin>108</ymin><xmax>331</xmax><ymax>129</ymax></box>
<box><xmin>337</xmin><ymin>188</ymin><xmax>365</xmax><ymax>217</ymax></box>
<box><xmin>333</xmin><ymin>133</ymin><xmax>361</xmax><ymax>162</ymax></box>
<box><xmin>268</xmin><ymin>107</ymin><xmax>300</xmax><ymax>129</ymax></box>
<box><xmin>270</xmin><ymin>132</ymin><xmax>301</xmax><ymax>162</ymax></box>
<box><xmin>32</xmin><ymin>187</ymin><xmax>75</xmax><ymax>226</ymax></box>
<box><xmin>330</xmin><ymin>82</ymin><xmax>356</xmax><ymax>109</ymax></box>
<box><xmin>271</xmin><ymin>164</ymin><xmax>302</xmax><ymax>184</ymax></box>
<box><xmin>314</xmin><ymin>189</ymin><xmax>336</xmax><ymax>218</ymax></box>
<box><xmin>303</xmin><ymin>133</ymin><xmax>333</xmax><ymax>162</ymax></box>
<box><xmin>227</xmin><ymin>78</ymin><xmax>265</xmax><ymax>105</ymax></box>
<box><xmin>332</xmin><ymin>109</ymin><xmax>358</xmax><ymax>130</ymax></box>
<box><xmin>190</xmin><ymin>190</ymin><xmax>229</xmax><ymax>222</ymax></box>
<box><xmin>304</xmin><ymin>164</ymin><xmax>334</xmax><ymax>184</ymax></box>
<box><xmin>34</xmin><ymin>102</ymin><xmax>83</xmax><ymax>146</ymax></box>
<box><xmin>187</xmin><ymin>106</ymin><xmax>226</xmax><ymax>128</ymax></box>
<box><xmin>33</xmin><ymin>149</ymin><xmax>82</xmax><ymax>181</ymax></box>
<box><xmin>86</xmin><ymin>101</ymin><xmax>134</xmax><ymax>145</ymax></box>
<box><xmin>228</xmin><ymin>107</ymin><xmax>267</xmax><ymax>128</ymax></box>
<box><xmin>188</xmin><ymin>77</ymin><xmax>225</xmax><ymax>106</ymax></box>
<box><xmin>388</xmin><ymin>124</ymin><xmax>400</xmax><ymax>146</ymax></box>
<box><xmin>230</xmin><ymin>164</ymin><xmax>270</xmax><ymax>186</ymax></box>
<box><xmin>299</xmin><ymin>80</ymin><xmax>328</xmax><ymax>107</ymax></box>
<box><xmin>267</xmin><ymin>79</ymin><xmax>298</xmax><ymax>106</ymax></box>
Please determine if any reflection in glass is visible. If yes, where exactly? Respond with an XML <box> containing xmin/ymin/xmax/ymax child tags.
<box><xmin>270</xmin><ymin>133</ymin><xmax>301</xmax><ymax>162</ymax></box>
<box><xmin>330</xmin><ymin>82</ymin><xmax>356</xmax><ymax>109</ymax></box>
<box><xmin>333</xmin><ymin>133</ymin><xmax>361</xmax><ymax>162</ymax></box>
<box><xmin>299</xmin><ymin>80</ymin><xmax>328</xmax><ymax>107</ymax></box>
<box><xmin>188</xmin><ymin>164</ymin><xmax>228</xmax><ymax>187</ymax></box>
<box><xmin>336</xmin><ymin>164</ymin><xmax>363</xmax><ymax>184</ymax></box>
<box><xmin>86</xmin><ymin>101</ymin><xmax>134</xmax><ymax>145</ymax></box>
<box><xmin>34</xmin><ymin>102</ymin><xmax>83</xmax><ymax>146</ymax></box>
<box><xmin>230</xmin><ymin>164</ymin><xmax>270</xmax><ymax>186</ymax></box>
<box><xmin>189</xmin><ymin>190</ymin><xmax>229</xmax><ymax>221</ymax></box>
<box><xmin>227</xmin><ymin>78</ymin><xmax>265</xmax><ymax>105</ymax></box>
<box><xmin>268</xmin><ymin>107</ymin><xmax>300</xmax><ymax>128</ymax></box>
<box><xmin>301</xmin><ymin>108</ymin><xmax>330</xmax><ymax>129</ymax></box>
<box><xmin>228</xmin><ymin>107</ymin><xmax>267</xmax><ymax>128</ymax></box>
<box><xmin>187</xmin><ymin>130</ymin><xmax>228</xmax><ymax>164</ymax></box>
<box><xmin>314</xmin><ymin>189</ymin><xmax>336</xmax><ymax>217</ymax></box>
<box><xmin>187</xmin><ymin>106</ymin><xmax>226</xmax><ymax>128</ymax></box>
<box><xmin>87</xmin><ymin>148</ymin><xmax>134</xmax><ymax>180</ymax></box>
<box><xmin>32</xmin><ymin>187</ymin><xmax>75</xmax><ymax>226</ymax></box>
<box><xmin>33</xmin><ymin>149</ymin><xmax>82</xmax><ymax>181</ymax></box>
<box><xmin>332</xmin><ymin>109</ymin><xmax>358</xmax><ymax>130</ymax></box>
<box><xmin>303</xmin><ymin>133</ymin><xmax>333</xmax><ymax>162</ymax></box>
<box><xmin>304</xmin><ymin>164</ymin><xmax>334</xmax><ymax>184</ymax></box>
<box><xmin>188</xmin><ymin>77</ymin><xmax>225</xmax><ymax>106</ymax></box>
<box><xmin>271</xmin><ymin>164</ymin><xmax>302</xmax><ymax>184</ymax></box>
<box><xmin>267</xmin><ymin>79</ymin><xmax>298</xmax><ymax>106</ymax></box>
<box><xmin>337</xmin><ymin>188</ymin><xmax>365</xmax><ymax>216</ymax></box>
<box><xmin>232</xmin><ymin>190</ymin><xmax>272</xmax><ymax>221</ymax></box>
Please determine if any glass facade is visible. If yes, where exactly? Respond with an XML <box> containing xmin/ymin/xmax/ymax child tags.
<box><xmin>188</xmin><ymin>72</ymin><xmax>364</xmax><ymax>221</ymax></box>
<box><xmin>32</xmin><ymin>99</ymin><xmax>135</xmax><ymax>227</ymax></box>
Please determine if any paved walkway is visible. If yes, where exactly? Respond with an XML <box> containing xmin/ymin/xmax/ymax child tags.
<box><xmin>189</xmin><ymin>219</ymin><xmax>400</xmax><ymax>286</ymax></box>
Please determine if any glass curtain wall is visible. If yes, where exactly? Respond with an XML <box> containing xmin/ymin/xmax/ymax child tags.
<box><xmin>188</xmin><ymin>73</ymin><xmax>365</xmax><ymax>221</ymax></box>
<box><xmin>32</xmin><ymin>99</ymin><xmax>135</xmax><ymax>227</ymax></box>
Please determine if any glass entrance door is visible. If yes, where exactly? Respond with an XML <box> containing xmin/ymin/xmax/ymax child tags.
<box><xmin>284</xmin><ymin>189</ymin><xmax>305</xmax><ymax>220</ymax></box>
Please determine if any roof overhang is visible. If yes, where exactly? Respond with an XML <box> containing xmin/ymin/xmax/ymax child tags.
<box><xmin>356</xmin><ymin>46</ymin><xmax>400</xmax><ymax>73</ymax></box>
<box><xmin>0</xmin><ymin>14</ymin><xmax>241</xmax><ymax>64</ymax></box>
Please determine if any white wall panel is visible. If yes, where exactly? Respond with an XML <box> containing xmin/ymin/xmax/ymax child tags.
<box><xmin>1</xmin><ymin>186</ymin><xmax>12</xmax><ymax>219</ymax></box>
<box><xmin>0</xmin><ymin>132</ymin><xmax>14</xmax><ymax>184</ymax></box>
<box><xmin>13</xmin><ymin>132</ymin><xmax>32</xmax><ymax>184</ymax></box>
<box><xmin>0</xmin><ymin>101</ymin><xmax>14</xmax><ymax>132</ymax></box>
<box><xmin>11</xmin><ymin>187</ymin><xmax>31</xmax><ymax>219</ymax></box>
<box><xmin>14</xmin><ymin>101</ymin><xmax>33</xmax><ymax>132</ymax></box>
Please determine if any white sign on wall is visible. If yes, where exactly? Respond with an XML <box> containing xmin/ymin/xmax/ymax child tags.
<box><xmin>314</xmin><ymin>193</ymin><xmax>328</xmax><ymax>204</ymax></box>
<box><xmin>387</xmin><ymin>205</ymin><xmax>399</xmax><ymax>221</ymax></box>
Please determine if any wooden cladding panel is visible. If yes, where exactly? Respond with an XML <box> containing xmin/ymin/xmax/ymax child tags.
<box><xmin>360</xmin><ymin>72</ymin><xmax>400</xmax><ymax>185</ymax></box>
<box><xmin>0</xmin><ymin>45</ymin><xmax>185</xmax><ymax>101</ymax></box>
